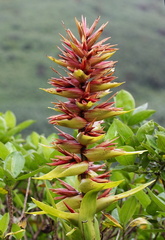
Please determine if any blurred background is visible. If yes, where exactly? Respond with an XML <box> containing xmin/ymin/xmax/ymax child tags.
<box><xmin>0</xmin><ymin>0</ymin><xmax>165</xmax><ymax>135</ymax></box>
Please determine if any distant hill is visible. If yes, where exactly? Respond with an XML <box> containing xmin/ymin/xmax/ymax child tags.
<box><xmin>0</xmin><ymin>0</ymin><xmax>165</xmax><ymax>135</ymax></box>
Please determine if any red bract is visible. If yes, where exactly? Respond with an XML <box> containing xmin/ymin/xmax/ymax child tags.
<box><xmin>51</xmin><ymin>179</ymin><xmax>80</xmax><ymax>200</ymax></box>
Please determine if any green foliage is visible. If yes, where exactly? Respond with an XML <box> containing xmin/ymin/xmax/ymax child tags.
<box><xmin>103</xmin><ymin>90</ymin><xmax>165</xmax><ymax>239</ymax></box>
<box><xmin>1</xmin><ymin>86</ymin><xmax>165</xmax><ymax>239</ymax></box>
<box><xmin>0</xmin><ymin>110</ymin><xmax>59</xmax><ymax>239</ymax></box>
<box><xmin>0</xmin><ymin>213</ymin><xmax>9</xmax><ymax>238</ymax></box>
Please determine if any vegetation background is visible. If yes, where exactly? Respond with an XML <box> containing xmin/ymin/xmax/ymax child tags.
<box><xmin>0</xmin><ymin>0</ymin><xmax>165</xmax><ymax>135</ymax></box>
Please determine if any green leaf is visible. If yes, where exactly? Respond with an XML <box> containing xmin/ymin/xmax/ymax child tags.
<box><xmin>4</xmin><ymin>111</ymin><xmax>16</xmax><ymax>129</ymax></box>
<box><xmin>156</xmin><ymin>134</ymin><xmax>165</xmax><ymax>152</ymax></box>
<box><xmin>128</xmin><ymin>110</ymin><xmax>155</xmax><ymax>126</ymax></box>
<box><xmin>16</xmin><ymin>166</ymin><xmax>50</xmax><ymax>180</ymax></box>
<box><xmin>4</xmin><ymin>151</ymin><xmax>25</xmax><ymax>178</ymax></box>
<box><xmin>9</xmin><ymin>224</ymin><xmax>25</xmax><ymax>239</ymax></box>
<box><xmin>147</xmin><ymin>188</ymin><xmax>165</xmax><ymax>212</ymax></box>
<box><xmin>136</xmin><ymin>120</ymin><xmax>155</xmax><ymax>142</ymax></box>
<box><xmin>113</xmin><ymin>165</ymin><xmax>138</xmax><ymax>172</ymax></box>
<box><xmin>30</xmin><ymin>131</ymin><xmax>40</xmax><ymax>147</ymax></box>
<box><xmin>0</xmin><ymin>213</ymin><xmax>9</xmax><ymax>237</ymax></box>
<box><xmin>146</xmin><ymin>201</ymin><xmax>160</xmax><ymax>216</ymax></box>
<box><xmin>0</xmin><ymin>116</ymin><xmax>7</xmax><ymax>139</ymax></box>
<box><xmin>105</xmin><ymin>121</ymin><xmax>123</xmax><ymax>146</ymax></box>
<box><xmin>1</xmin><ymin>120</ymin><xmax>35</xmax><ymax>142</ymax></box>
<box><xmin>0</xmin><ymin>166</ymin><xmax>4</xmax><ymax>179</ymax></box>
<box><xmin>116</xmin><ymin>146</ymin><xmax>136</xmax><ymax>165</ymax></box>
<box><xmin>13</xmin><ymin>191</ymin><xmax>24</xmax><ymax>208</ymax></box>
<box><xmin>134</xmin><ymin>190</ymin><xmax>151</xmax><ymax>208</ymax></box>
<box><xmin>133</xmin><ymin>103</ymin><xmax>148</xmax><ymax>112</ymax></box>
<box><xmin>115</xmin><ymin>90</ymin><xmax>135</xmax><ymax>122</ymax></box>
<box><xmin>31</xmin><ymin>198</ymin><xmax>78</xmax><ymax>225</ymax></box>
<box><xmin>119</xmin><ymin>196</ymin><xmax>137</xmax><ymax>226</ymax></box>
<box><xmin>113</xmin><ymin>119</ymin><xmax>134</xmax><ymax>144</ymax></box>
<box><xmin>3</xmin><ymin>169</ymin><xmax>16</xmax><ymax>186</ymax></box>
<box><xmin>40</xmin><ymin>135</ymin><xmax>55</xmax><ymax>160</ymax></box>
<box><xmin>146</xmin><ymin>135</ymin><xmax>157</xmax><ymax>150</ymax></box>
<box><xmin>0</xmin><ymin>142</ymin><xmax>10</xmax><ymax>160</ymax></box>
<box><xmin>44</xmin><ymin>180</ymin><xmax>56</xmax><ymax>208</ymax></box>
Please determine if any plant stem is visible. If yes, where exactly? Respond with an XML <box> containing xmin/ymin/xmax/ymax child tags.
<box><xmin>20</xmin><ymin>177</ymin><xmax>31</xmax><ymax>220</ymax></box>
<box><xmin>6</xmin><ymin>186</ymin><xmax>14</xmax><ymax>240</ymax></box>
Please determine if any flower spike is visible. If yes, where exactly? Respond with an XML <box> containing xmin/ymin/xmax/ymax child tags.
<box><xmin>33</xmin><ymin>17</ymin><xmax>154</xmax><ymax>238</ymax></box>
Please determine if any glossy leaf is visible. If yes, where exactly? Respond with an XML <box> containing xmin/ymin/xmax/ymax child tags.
<box><xmin>105</xmin><ymin>121</ymin><xmax>123</xmax><ymax>146</ymax></box>
<box><xmin>44</xmin><ymin>180</ymin><xmax>56</xmax><ymax>208</ymax></box>
<box><xmin>115</xmin><ymin>146</ymin><xmax>136</xmax><ymax>165</ymax></box>
<box><xmin>13</xmin><ymin>191</ymin><xmax>24</xmax><ymax>208</ymax></box>
<box><xmin>115</xmin><ymin>90</ymin><xmax>135</xmax><ymax>122</ymax></box>
<box><xmin>115</xmin><ymin>90</ymin><xmax>135</xmax><ymax>110</ymax></box>
<box><xmin>133</xmin><ymin>103</ymin><xmax>148</xmax><ymax>112</ymax></box>
<box><xmin>4</xmin><ymin>111</ymin><xmax>16</xmax><ymax>129</ymax></box>
<box><xmin>119</xmin><ymin>196</ymin><xmax>137</xmax><ymax>226</ymax></box>
<box><xmin>16</xmin><ymin>166</ymin><xmax>50</xmax><ymax>180</ymax></box>
<box><xmin>146</xmin><ymin>201</ymin><xmax>160</xmax><ymax>216</ymax></box>
<box><xmin>8</xmin><ymin>224</ymin><xmax>25</xmax><ymax>239</ymax></box>
<box><xmin>0</xmin><ymin>116</ymin><xmax>7</xmax><ymax>138</ymax></box>
<box><xmin>113</xmin><ymin>165</ymin><xmax>138</xmax><ymax>172</ymax></box>
<box><xmin>146</xmin><ymin>135</ymin><xmax>157</xmax><ymax>151</ymax></box>
<box><xmin>136</xmin><ymin>120</ymin><xmax>155</xmax><ymax>142</ymax></box>
<box><xmin>113</xmin><ymin>118</ymin><xmax>134</xmax><ymax>144</ymax></box>
<box><xmin>128</xmin><ymin>109</ymin><xmax>155</xmax><ymax>126</ymax></box>
<box><xmin>3</xmin><ymin>169</ymin><xmax>16</xmax><ymax>186</ymax></box>
<box><xmin>156</xmin><ymin>133</ymin><xmax>165</xmax><ymax>152</ymax></box>
<box><xmin>147</xmin><ymin>188</ymin><xmax>165</xmax><ymax>212</ymax></box>
<box><xmin>134</xmin><ymin>190</ymin><xmax>151</xmax><ymax>208</ymax></box>
<box><xmin>0</xmin><ymin>142</ymin><xmax>10</xmax><ymax>160</ymax></box>
<box><xmin>4</xmin><ymin>151</ymin><xmax>25</xmax><ymax>178</ymax></box>
<box><xmin>1</xmin><ymin>120</ymin><xmax>35</xmax><ymax>142</ymax></box>
<box><xmin>0</xmin><ymin>213</ymin><xmax>9</xmax><ymax>238</ymax></box>
<box><xmin>40</xmin><ymin>135</ymin><xmax>55</xmax><ymax>160</ymax></box>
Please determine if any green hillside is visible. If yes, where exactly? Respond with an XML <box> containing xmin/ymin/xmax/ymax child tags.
<box><xmin>0</xmin><ymin>0</ymin><xmax>165</xmax><ymax>135</ymax></box>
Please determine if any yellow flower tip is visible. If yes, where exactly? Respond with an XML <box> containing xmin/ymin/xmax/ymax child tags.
<box><xmin>73</xmin><ymin>69</ymin><xmax>89</xmax><ymax>82</ymax></box>
<box><xmin>77</xmin><ymin>132</ymin><xmax>105</xmax><ymax>145</ymax></box>
<box><xmin>47</xmin><ymin>55</ymin><xmax>67</xmax><ymax>67</ymax></box>
<box><xmin>119</xmin><ymin>149</ymin><xmax>148</xmax><ymax>157</ymax></box>
<box><xmin>39</xmin><ymin>88</ymin><xmax>46</xmax><ymax>92</ymax></box>
<box><xmin>76</xmin><ymin>100</ymin><xmax>95</xmax><ymax>110</ymax></box>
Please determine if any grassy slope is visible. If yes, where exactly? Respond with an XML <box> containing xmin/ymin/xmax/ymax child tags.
<box><xmin>0</xmin><ymin>0</ymin><xmax>165</xmax><ymax>135</ymax></box>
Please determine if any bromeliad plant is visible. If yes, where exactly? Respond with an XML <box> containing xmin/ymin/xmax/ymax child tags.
<box><xmin>31</xmin><ymin>17</ymin><xmax>154</xmax><ymax>240</ymax></box>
